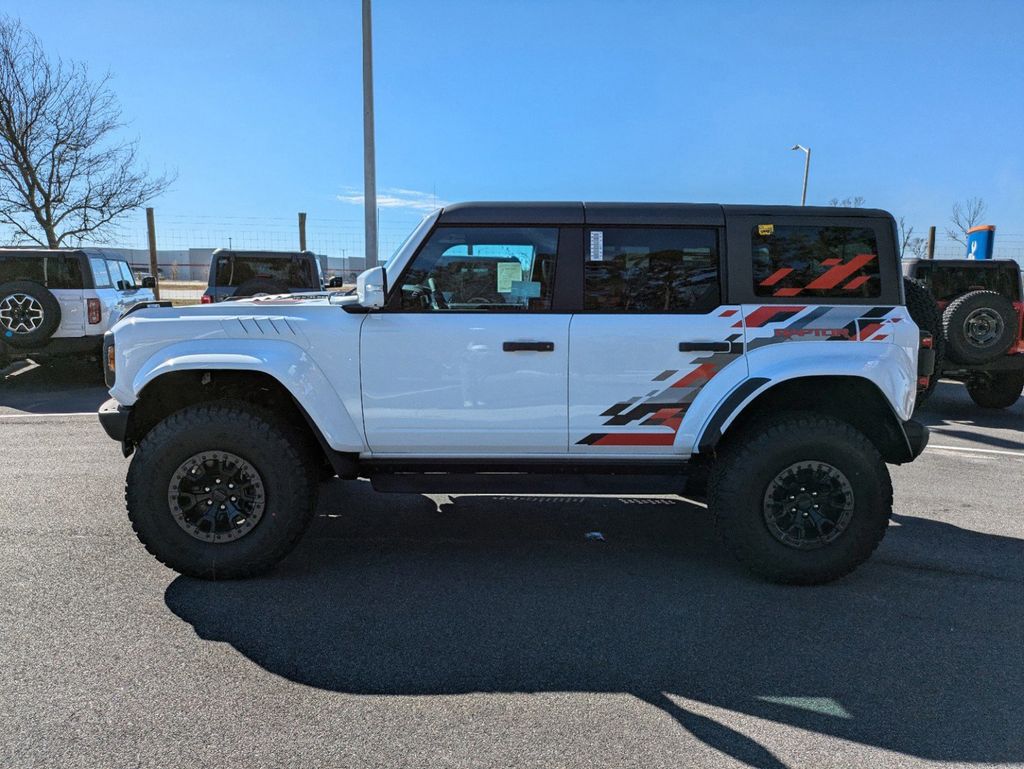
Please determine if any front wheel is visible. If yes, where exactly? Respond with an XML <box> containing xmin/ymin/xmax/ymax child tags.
<box><xmin>709</xmin><ymin>413</ymin><xmax>893</xmax><ymax>585</ymax></box>
<box><xmin>126</xmin><ymin>401</ymin><xmax>319</xmax><ymax>579</ymax></box>
<box><xmin>966</xmin><ymin>370</ymin><xmax>1024</xmax><ymax>409</ymax></box>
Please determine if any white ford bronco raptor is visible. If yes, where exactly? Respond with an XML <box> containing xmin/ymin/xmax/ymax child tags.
<box><xmin>99</xmin><ymin>203</ymin><xmax>931</xmax><ymax>584</ymax></box>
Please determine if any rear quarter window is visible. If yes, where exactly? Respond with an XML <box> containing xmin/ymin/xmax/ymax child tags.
<box><xmin>0</xmin><ymin>255</ymin><xmax>83</xmax><ymax>289</ymax></box>
<box><xmin>753</xmin><ymin>225</ymin><xmax>880</xmax><ymax>299</ymax></box>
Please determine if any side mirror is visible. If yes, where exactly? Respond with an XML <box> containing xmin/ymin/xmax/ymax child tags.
<box><xmin>356</xmin><ymin>266</ymin><xmax>387</xmax><ymax>309</ymax></box>
<box><xmin>141</xmin><ymin>276</ymin><xmax>156</xmax><ymax>289</ymax></box>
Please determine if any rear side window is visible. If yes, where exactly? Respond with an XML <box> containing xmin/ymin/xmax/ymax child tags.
<box><xmin>214</xmin><ymin>256</ymin><xmax>316</xmax><ymax>288</ymax></box>
<box><xmin>753</xmin><ymin>225</ymin><xmax>880</xmax><ymax>298</ymax></box>
<box><xmin>89</xmin><ymin>257</ymin><xmax>113</xmax><ymax>288</ymax></box>
<box><xmin>392</xmin><ymin>227</ymin><xmax>559</xmax><ymax>312</ymax></box>
<box><xmin>0</xmin><ymin>255</ymin><xmax>83</xmax><ymax>288</ymax></box>
<box><xmin>584</xmin><ymin>228</ymin><xmax>719</xmax><ymax>312</ymax></box>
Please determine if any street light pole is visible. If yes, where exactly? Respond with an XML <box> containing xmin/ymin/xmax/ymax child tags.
<box><xmin>362</xmin><ymin>0</ymin><xmax>378</xmax><ymax>268</ymax></box>
<box><xmin>790</xmin><ymin>144</ymin><xmax>811</xmax><ymax>206</ymax></box>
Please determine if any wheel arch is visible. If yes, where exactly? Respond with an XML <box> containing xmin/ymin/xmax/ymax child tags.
<box><xmin>697</xmin><ymin>375</ymin><xmax>917</xmax><ymax>464</ymax></box>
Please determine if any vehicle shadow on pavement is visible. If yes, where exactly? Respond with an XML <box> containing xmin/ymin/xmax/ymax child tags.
<box><xmin>0</xmin><ymin>358</ymin><xmax>108</xmax><ymax>413</ymax></box>
<box><xmin>165</xmin><ymin>481</ymin><xmax>1024</xmax><ymax>767</ymax></box>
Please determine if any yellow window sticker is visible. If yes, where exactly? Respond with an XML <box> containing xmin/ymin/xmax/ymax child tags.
<box><xmin>758</xmin><ymin>224</ymin><xmax>774</xmax><ymax>236</ymax></box>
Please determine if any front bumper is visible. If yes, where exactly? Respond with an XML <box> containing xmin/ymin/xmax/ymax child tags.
<box><xmin>902</xmin><ymin>418</ymin><xmax>929</xmax><ymax>461</ymax></box>
<box><xmin>98</xmin><ymin>398</ymin><xmax>132</xmax><ymax>454</ymax></box>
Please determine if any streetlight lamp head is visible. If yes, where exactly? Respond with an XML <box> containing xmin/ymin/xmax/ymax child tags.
<box><xmin>791</xmin><ymin>144</ymin><xmax>806</xmax><ymax>152</ymax></box>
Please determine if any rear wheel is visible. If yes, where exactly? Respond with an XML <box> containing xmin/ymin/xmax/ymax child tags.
<box><xmin>126</xmin><ymin>401</ymin><xmax>319</xmax><ymax>579</ymax></box>
<box><xmin>709</xmin><ymin>413</ymin><xmax>892</xmax><ymax>585</ymax></box>
<box><xmin>903</xmin><ymin>277</ymin><xmax>943</xmax><ymax>408</ymax></box>
<box><xmin>966</xmin><ymin>371</ymin><xmax>1024</xmax><ymax>409</ymax></box>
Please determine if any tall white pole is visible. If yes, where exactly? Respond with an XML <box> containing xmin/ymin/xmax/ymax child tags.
<box><xmin>362</xmin><ymin>0</ymin><xmax>378</xmax><ymax>268</ymax></box>
<box><xmin>801</xmin><ymin>147</ymin><xmax>811</xmax><ymax>206</ymax></box>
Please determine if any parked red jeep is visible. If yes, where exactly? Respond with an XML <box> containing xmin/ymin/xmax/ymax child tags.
<box><xmin>903</xmin><ymin>258</ymin><xmax>1024</xmax><ymax>409</ymax></box>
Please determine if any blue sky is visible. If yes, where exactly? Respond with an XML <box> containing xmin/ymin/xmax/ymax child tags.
<box><xmin>15</xmin><ymin>0</ymin><xmax>1024</xmax><ymax>257</ymax></box>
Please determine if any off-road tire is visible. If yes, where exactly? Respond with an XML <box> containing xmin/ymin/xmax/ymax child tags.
<box><xmin>942</xmin><ymin>290</ymin><xmax>1017</xmax><ymax>365</ymax></box>
<box><xmin>0</xmin><ymin>280</ymin><xmax>62</xmax><ymax>349</ymax></box>
<box><xmin>903</xmin><ymin>277</ymin><xmax>943</xmax><ymax>408</ymax></box>
<box><xmin>234</xmin><ymin>278</ymin><xmax>291</xmax><ymax>298</ymax></box>
<box><xmin>709</xmin><ymin>413</ymin><xmax>893</xmax><ymax>585</ymax></box>
<box><xmin>966</xmin><ymin>371</ymin><xmax>1024</xmax><ymax>409</ymax></box>
<box><xmin>126</xmin><ymin>401</ymin><xmax>319</xmax><ymax>579</ymax></box>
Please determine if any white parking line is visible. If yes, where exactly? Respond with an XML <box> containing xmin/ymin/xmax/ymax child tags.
<box><xmin>0</xmin><ymin>412</ymin><xmax>97</xmax><ymax>419</ymax></box>
<box><xmin>928</xmin><ymin>443</ymin><xmax>1024</xmax><ymax>458</ymax></box>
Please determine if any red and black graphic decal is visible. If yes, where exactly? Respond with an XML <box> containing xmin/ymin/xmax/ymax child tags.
<box><xmin>744</xmin><ymin>304</ymin><xmax>898</xmax><ymax>348</ymax></box>
<box><xmin>577</xmin><ymin>344</ymin><xmax>741</xmax><ymax>447</ymax></box>
<box><xmin>758</xmin><ymin>254</ymin><xmax>878</xmax><ymax>297</ymax></box>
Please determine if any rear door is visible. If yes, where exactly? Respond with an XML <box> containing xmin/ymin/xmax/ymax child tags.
<box><xmin>569</xmin><ymin>223</ymin><xmax>746</xmax><ymax>454</ymax></box>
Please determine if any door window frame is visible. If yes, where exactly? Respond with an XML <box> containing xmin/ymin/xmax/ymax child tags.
<box><xmin>572</xmin><ymin>224</ymin><xmax>725</xmax><ymax>314</ymax></box>
<box><xmin>383</xmin><ymin>223</ymin><xmax>579</xmax><ymax>314</ymax></box>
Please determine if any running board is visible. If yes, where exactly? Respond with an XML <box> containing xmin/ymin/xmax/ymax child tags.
<box><xmin>369</xmin><ymin>472</ymin><xmax>687</xmax><ymax>495</ymax></box>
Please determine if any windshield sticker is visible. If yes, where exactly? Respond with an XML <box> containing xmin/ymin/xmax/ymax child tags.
<box><xmin>509</xmin><ymin>280</ymin><xmax>541</xmax><ymax>299</ymax></box>
<box><xmin>589</xmin><ymin>230</ymin><xmax>604</xmax><ymax>261</ymax></box>
<box><xmin>758</xmin><ymin>224</ymin><xmax>774</xmax><ymax>236</ymax></box>
<box><xmin>496</xmin><ymin>262</ymin><xmax>523</xmax><ymax>293</ymax></box>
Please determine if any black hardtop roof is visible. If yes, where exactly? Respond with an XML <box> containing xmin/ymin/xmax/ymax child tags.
<box><xmin>437</xmin><ymin>201</ymin><xmax>893</xmax><ymax>226</ymax></box>
<box><xmin>211</xmin><ymin>249</ymin><xmax>316</xmax><ymax>258</ymax></box>
<box><xmin>0</xmin><ymin>247</ymin><xmax>132</xmax><ymax>259</ymax></box>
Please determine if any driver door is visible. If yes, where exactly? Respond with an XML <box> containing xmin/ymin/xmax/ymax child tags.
<box><xmin>360</xmin><ymin>225</ymin><xmax>571</xmax><ymax>455</ymax></box>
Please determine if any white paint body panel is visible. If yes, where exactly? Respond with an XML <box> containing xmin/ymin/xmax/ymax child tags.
<box><xmin>568</xmin><ymin>309</ymin><xmax>746</xmax><ymax>454</ymax></box>
<box><xmin>360</xmin><ymin>312</ymin><xmax>570</xmax><ymax>453</ymax></box>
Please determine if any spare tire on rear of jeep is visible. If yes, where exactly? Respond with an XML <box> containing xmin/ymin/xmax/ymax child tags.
<box><xmin>234</xmin><ymin>277</ymin><xmax>291</xmax><ymax>298</ymax></box>
<box><xmin>0</xmin><ymin>280</ymin><xmax>62</xmax><ymax>349</ymax></box>
<box><xmin>942</xmin><ymin>290</ymin><xmax>1017</xmax><ymax>365</ymax></box>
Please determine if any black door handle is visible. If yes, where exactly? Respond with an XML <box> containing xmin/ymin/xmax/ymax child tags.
<box><xmin>503</xmin><ymin>341</ymin><xmax>555</xmax><ymax>352</ymax></box>
<box><xmin>679</xmin><ymin>341</ymin><xmax>736</xmax><ymax>353</ymax></box>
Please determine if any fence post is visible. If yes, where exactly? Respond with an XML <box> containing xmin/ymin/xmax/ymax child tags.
<box><xmin>927</xmin><ymin>226</ymin><xmax>936</xmax><ymax>259</ymax></box>
<box><xmin>146</xmin><ymin>207</ymin><xmax>160</xmax><ymax>299</ymax></box>
<box><xmin>298</xmin><ymin>212</ymin><xmax>307</xmax><ymax>251</ymax></box>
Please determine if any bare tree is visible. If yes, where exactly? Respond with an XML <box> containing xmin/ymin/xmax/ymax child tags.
<box><xmin>0</xmin><ymin>17</ymin><xmax>171</xmax><ymax>247</ymax></box>
<box><xmin>896</xmin><ymin>216</ymin><xmax>928</xmax><ymax>259</ymax></box>
<box><xmin>828</xmin><ymin>196</ymin><xmax>866</xmax><ymax>208</ymax></box>
<box><xmin>907</xmin><ymin>237</ymin><xmax>928</xmax><ymax>259</ymax></box>
<box><xmin>946</xmin><ymin>197</ymin><xmax>987</xmax><ymax>246</ymax></box>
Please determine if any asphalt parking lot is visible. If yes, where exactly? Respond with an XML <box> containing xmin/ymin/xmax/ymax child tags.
<box><xmin>1</xmin><ymin>360</ymin><xmax>1022</xmax><ymax>769</ymax></box>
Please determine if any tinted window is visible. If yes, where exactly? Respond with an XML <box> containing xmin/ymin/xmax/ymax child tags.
<box><xmin>915</xmin><ymin>263</ymin><xmax>1021</xmax><ymax>302</ymax></box>
<box><xmin>89</xmin><ymin>257</ymin><xmax>113</xmax><ymax>288</ymax></box>
<box><xmin>753</xmin><ymin>225</ymin><xmax>880</xmax><ymax>298</ymax></box>
<box><xmin>584</xmin><ymin>228</ymin><xmax>719</xmax><ymax>312</ymax></box>
<box><xmin>393</xmin><ymin>227</ymin><xmax>558</xmax><ymax>312</ymax></box>
<box><xmin>214</xmin><ymin>256</ymin><xmax>317</xmax><ymax>288</ymax></box>
<box><xmin>0</xmin><ymin>255</ymin><xmax>83</xmax><ymax>288</ymax></box>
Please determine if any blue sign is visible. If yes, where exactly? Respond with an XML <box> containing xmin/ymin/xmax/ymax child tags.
<box><xmin>966</xmin><ymin>225</ymin><xmax>995</xmax><ymax>260</ymax></box>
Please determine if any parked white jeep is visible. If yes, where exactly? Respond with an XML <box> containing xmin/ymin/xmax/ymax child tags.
<box><xmin>99</xmin><ymin>203</ymin><xmax>931</xmax><ymax>584</ymax></box>
<box><xmin>0</xmin><ymin>248</ymin><xmax>155</xmax><ymax>369</ymax></box>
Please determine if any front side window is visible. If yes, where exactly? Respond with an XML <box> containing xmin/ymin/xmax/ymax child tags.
<box><xmin>753</xmin><ymin>225</ymin><xmax>880</xmax><ymax>298</ymax></box>
<box><xmin>584</xmin><ymin>228</ymin><xmax>719</xmax><ymax>312</ymax></box>
<box><xmin>107</xmin><ymin>260</ymin><xmax>136</xmax><ymax>288</ymax></box>
<box><xmin>89</xmin><ymin>257</ymin><xmax>113</xmax><ymax>288</ymax></box>
<box><xmin>392</xmin><ymin>227</ymin><xmax>558</xmax><ymax>312</ymax></box>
